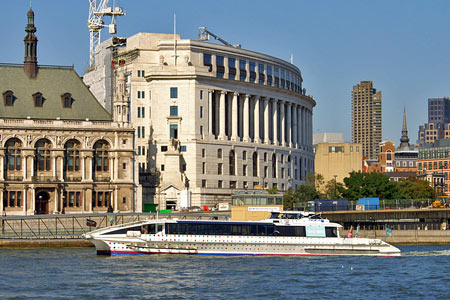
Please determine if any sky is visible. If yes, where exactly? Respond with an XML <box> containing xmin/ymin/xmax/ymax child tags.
<box><xmin>1</xmin><ymin>0</ymin><xmax>450</xmax><ymax>145</ymax></box>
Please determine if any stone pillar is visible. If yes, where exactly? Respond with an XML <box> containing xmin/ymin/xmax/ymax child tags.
<box><xmin>23</xmin><ymin>186</ymin><xmax>27</xmax><ymax>214</ymax></box>
<box><xmin>264</xmin><ymin>97</ymin><xmax>270</xmax><ymax>144</ymax></box>
<box><xmin>52</xmin><ymin>155</ymin><xmax>57</xmax><ymax>178</ymax></box>
<box><xmin>231</xmin><ymin>92</ymin><xmax>238</xmax><ymax>141</ymax></box>
<box><xmin>110</xmin><ymin>154</ymin><xmax>114</xmax><ymax>180</ymax></box>
<box><xmin>22</xmin><ymin>155</ymin><xmax>26</xmax><ymax>180</ymax></box>
<box><xmin>60</xmin><ymin>156</ymin><xmax>64</xmax><ymax>181</ymax></box>
<box><xmin>0</xmin><ymin>187</ymin><xmax>3</xmax><ymax>213</ymax></box>
<box><xmin>81</xmin><ymin>155</ymin><xmax>85</xmax><ymax>181</ymax></box>
<box><xmin>219</xmin><ymin>90</ymin><xmax>226</xmax><ymax>140</ymax></box>
<box><xmin>297</xmin><ymin>106</ymin><xmax>302</xmax><ymax>148</ymax></box>
<box><xmin>301</xmin><ymin>107</ymin><xmax>305</xmax><ymax>146</ymax></box>
<box><xmin>292</xmin><ymin>105</ymin><xmax>298</xmax><ymax>148</ymax></box>
<box><xmin>57</xmin><ymin>187</ymin><xmax>62</xmax><ymax>213</ymax></box>
<box><xmin>280</xmin><ymin>101</ymin><xmax>285</xmax><ymax>146</ymax></box>
<box><xmin>243</xmin><ymin>94</ymin><xmax>250</xmax><ymax>142</ymax></box>
<box><xmin>88</xmin><ymin>155</ymin><xmax>93</xmax><ymax>180</ymax></box>
<box><xmin>114</xmin><ymin>153</ymin><xmax>119</xmax><ymax>180</ymax></box>
<box><xmin>272</xmin><ymin>100</ymin><xmax>278</xmax><ymax>145</ymax></box>
<box><xmin>208</xmin><ymin>90</ymin><xmax>214</xmax><ymax>138</ymax></box>
<box><xmin>31</xmin><ymin>187</ymin><xmax>35</xmax><ymax>214</ymax></box>
<box><xmin>286</xmin><ymin>102</ymin><xmax>291</xmax><ymax>147</ymax></box>
<box><xmin>254</xmin><ymin>96</ymin><xmax>260</xmax><ymax>143</ymax></box>
<box><xmin>0</xmin><ymin>154</ymin><xmax>4</xmax><ymax>181</ymax></box>
<box><xmin>309</xmin><ymin>109</ymin><xmax>313</xmax><ymax>148</ymax></box>
<box><xmin>114</xmin><ymin>187</ymin><xmax>118</xmax><ymax>212</ymax></box>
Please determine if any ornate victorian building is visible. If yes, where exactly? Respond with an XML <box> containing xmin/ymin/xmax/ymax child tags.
<box><xmin>0</xmin><ymin>8</ymin><xmax>134</xmax><ymax>215</ymax></box>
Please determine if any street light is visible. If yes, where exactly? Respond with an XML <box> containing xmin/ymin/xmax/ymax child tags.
<box><xmin>333</xmin><ymin>175</ymin><xmax>337</xmax><ymax>198</ymax></box>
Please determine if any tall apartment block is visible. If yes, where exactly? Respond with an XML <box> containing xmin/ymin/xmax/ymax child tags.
<box><xmin>352</xmin><ymin>81</ymin><xmax>382</xmax><ymax>160</ymax></box>
<box><xmin>418</xmin><ymin>97</ymin><xmax>450</xmax><ymax>145</ymax></box>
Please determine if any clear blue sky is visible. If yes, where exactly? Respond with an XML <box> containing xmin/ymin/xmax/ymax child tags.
<box><xmin>2</xmin><ymin>0</ymin><xmax>450</xmax><ymax>145</ymax></box>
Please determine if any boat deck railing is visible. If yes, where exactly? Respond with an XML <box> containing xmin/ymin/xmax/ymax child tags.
<box><xmin>0</xmin><ymin>212</ymin><xmax>229</xmax><ymax>240</ymax></box>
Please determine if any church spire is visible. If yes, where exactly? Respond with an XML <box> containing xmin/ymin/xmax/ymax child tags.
<box><xmin>24</xmin><ymin>6</ymin><xmax>38</xmax><ymax>78</ymax></box>
<box><xmin>399</xmin><ymin>106</ymin><xmax>410</xmax><ymax>148</ymax></box>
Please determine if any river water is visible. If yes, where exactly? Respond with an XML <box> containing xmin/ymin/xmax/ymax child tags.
<box><xmin>0</xmin><ymin>245</ymin><xmax>449</xmax><ymax>300</ymax></box>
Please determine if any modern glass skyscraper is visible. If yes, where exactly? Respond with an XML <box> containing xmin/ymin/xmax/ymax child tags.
<box><xmin>352</xmin><ymin>81</ymin><xmax>382</xmax><ymax>160</ymax></box>
<box><xmin>428</xmin><ymin>97</ymin><xmax>450</xmax><ymax>124</ymax></box>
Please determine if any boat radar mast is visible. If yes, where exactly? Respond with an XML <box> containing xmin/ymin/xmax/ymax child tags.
<box><xmin>88</xmin><ymin>0</ymin><xmax>125</xmax><ymax>69</ymax></box>
<box><xmin>198</xmin><ymin>27</ymin><xmax>241</xmax><ymax>48</ymax></box>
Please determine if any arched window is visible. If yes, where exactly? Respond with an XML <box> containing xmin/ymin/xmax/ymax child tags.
<box><xmin>229</xmin><ymin>150</ymin><xmax>235</xmax><ymax>175</ymax></box>
<box><xmin>5</xmin><ymin>138</ymin><xmax>22</xmax><ymax>171</ymax></box>
<box><xmin>3</xmin><ymin>90</ymin><xmax>14</xmax><ymax>106</ymax></box>
<box><xmin>252</xmin><ymin>152</ymin><xmax>258</xmax><ymax>177</ymax></box>
<box><xmin>35</xmin><ymin>139</ymin><xmax>52</xmax><ymax>171</ymax></box>
<box><xmin>64</xmin><ymin>140</ymin><xmax>81</xmax><ymax>171</ymax></box>
<box><xmin>94</xmin><ymin>140</ymin><xmax>110</xmax><ymax>172</ymax></box>
<box><xmin>272</xmin><ymin>153</ymin><xmax>277</xmax><ymax>178</ymax></box>
<box><xmin>386</xmin><ymin>151</ymin><xmax>392</xmax><ymax>161</ymax></box>
<box><xmin>61</xmin><ymin>93</ymin><xmax>72</xmax><ymax>108</ymax></box>
<box><xmin>217</xmin><ymin>148</ymin><xmax>222</xmax><ymax>159</ymax></box>
<box><xmin>33</xmin><ymin>92</ymin><xmax>43</xmax><ymax>107</ymax></box>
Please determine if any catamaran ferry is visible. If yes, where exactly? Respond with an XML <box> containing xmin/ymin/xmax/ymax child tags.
<box><xmin>83</xmin><ymin>211</ymin><xmax>401</xmax><ymax>257</ymax></box>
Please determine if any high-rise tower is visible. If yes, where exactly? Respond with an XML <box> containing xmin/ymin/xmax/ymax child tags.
<box><xmin>352</xmin><ymin>81</ymin><xmax>382</xmax><ymax>159</ymax></box>
<box><xmin>24</xmin><ymin>6</ymin><xmax>38</xmax><ymax>78</ymax></box>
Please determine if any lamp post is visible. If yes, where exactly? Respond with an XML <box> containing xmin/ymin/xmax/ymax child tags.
<box><xmin>333</xmin><ymin>175</ymin><xmax>337</xmax><ymax>198</ymax></box>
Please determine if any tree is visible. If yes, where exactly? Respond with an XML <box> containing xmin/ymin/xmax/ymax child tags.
<box><xmin>324</xmin><ymin>179</ymin><xmax>344</xmax><ymax>199</ymax></box>
<box><xmin>395</xmin><ymin>177</ymin><xmax>435</xmax><ymax>199</ymax></box>
<box><xmin>340</xmin><ymin>171</ymin><xmax>398</xmax><ymax>201</ymax></box>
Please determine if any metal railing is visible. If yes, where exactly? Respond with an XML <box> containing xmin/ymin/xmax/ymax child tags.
<box><xmin>0</xmin><ymin>212</ymin><xmax>229</xmax><ymax>240</ymax></box>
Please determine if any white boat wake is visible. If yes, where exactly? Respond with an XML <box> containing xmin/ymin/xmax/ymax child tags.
<box><xmin>402</xmin><ymin>249</ymin><xmax>450</xmax><ymax>257</ymax></box>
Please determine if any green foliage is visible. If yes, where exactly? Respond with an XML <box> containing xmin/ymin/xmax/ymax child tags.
<box><xmin>267</xmin><ymin>186</ymin><xmax>278</xmax><ymax>194</ymax></box>
<box><xmin>395</xmin><ymin>177</ymin><xmax>436</xmax><ymax>199</ymax></box>
<box><xmin>340</xmin><ymin>171</ymin><xmax>398</xmax><ymax>201</ymax></box>
<box><xmin>324</xmin><ymin>179</ymin><xmax>344</xmax><ymax>199</ymax></box>
<box><xmin>282</xmin><ymin>182</ymin><xmax>320</xmax><ymax>210</ymax></box>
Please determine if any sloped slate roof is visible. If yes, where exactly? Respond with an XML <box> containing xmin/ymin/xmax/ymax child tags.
<box><xmin>0</xmin><ymin>64</ymin><xmax>112</xmax><ymax>121</ymax></box>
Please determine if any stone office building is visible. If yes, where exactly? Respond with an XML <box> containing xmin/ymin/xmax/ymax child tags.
<box><xmin>84</xmin><ymin>31</ymin><xmax>316</xmax><ymax>209</ymax></box>
<box><xmin>0</xmin><ymin>8</ymin><xmax>134</xmax><ymax>215</ymax></box>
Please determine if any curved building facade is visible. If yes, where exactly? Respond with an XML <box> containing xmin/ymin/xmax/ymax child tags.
<box><xmin>85</xmin><ymin>33</ymin><xmax>315</xmax><ymax>209</ymax></box>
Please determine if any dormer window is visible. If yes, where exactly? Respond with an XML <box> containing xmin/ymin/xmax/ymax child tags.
<box><xmin>33</xmin><ymin>92</ymin><xmax>43</xmax><ymax>107</ymax></box>
<box><xmin>3</xmin><ymin>90</ymin><xmax>14</xmax><ymax>106</ymax></box>
<box><xmin>61</xmin><ymin>93</ymin><xmax>72</xmax><ymax>108</ymax></box>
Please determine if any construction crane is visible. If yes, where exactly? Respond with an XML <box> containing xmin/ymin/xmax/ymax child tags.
<box><xmin>198</xmin><ymin>27</ymin><xmax>241</xmax><ymax>48</ymax></box>
<box><xmin>88</xmin><ymin>0</ymin><xmax>125</xmax><ymax>69</ymax></box>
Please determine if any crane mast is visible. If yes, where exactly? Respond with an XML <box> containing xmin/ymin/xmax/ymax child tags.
<box><xmin>198</xmin><ymin>27</ymin><xmax>241</xmax><ymax>48</ymax></box>
<box><xmin>88</xmin><ymin>0</ymin><xmax>125</xmax><ymax>69</ymax></box>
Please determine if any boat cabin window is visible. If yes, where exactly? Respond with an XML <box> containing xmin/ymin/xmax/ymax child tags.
<box><xmin>325</xmin><ymin>227</ymin><xmax>337</xmax><ymax>237</ymax></box>
<box><xmin>103</xmin><ymin>225</ymin><xmax>142</xmax><ymax>235</ymax></box>
<box><xmin>165</xmin><ymin>222</ymin><xmax>307</xmax><ymax>237</ymax></box>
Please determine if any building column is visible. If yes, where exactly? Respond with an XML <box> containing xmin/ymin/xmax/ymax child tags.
<box><xmin>60</xmin><ymin>156</ymin><xmax>64</xmax><ymax>181</ymax></box>
<box><xmin>254</xmin><ymin>96</ymin><xmax>260</xmax><ymax>143</ymax></box>
<box><xmin>208</xmin><ymin>90</ymin><xmax>214</xmax><ymax>138</ymax></box>
<box><xmin>57</xmin><ymin>187</ymin><xmax>61</xmax><ymax>213</ymax></box>
<box><xmin>243</xmin><ymin>94</ymin><xmax>250</xmax><ymax>142</ymax></box>
<box><xmin>22</xmin><ymin>186</ymin><xmax>27</xmax><ymax>214</ymax></box>
<box><xmin>219</xmin><ymin>90</ymin><xmax>226</xmax><ymax>140</ymax></box>
<box><xmin>110</xmin><ymin>154</ymin><xmax>114</xmax><ymax>180</ymax></box>
<box><xmin>31</xmin><ymin>187</ymin><xmax>35</xmax><ymax>214</ymax></box>
<box><xmin>263</xmin><ymin>97</ymin><xmax>270</xmax><ymax>144</ymax></box>
<box><xmin>22</xmin><ymin>155</ymin><xmax>26</xmax><ymax>180</ymax></box>
<box><xmin>286</xmin><ymin>102</ymin><xmax>291</xmax><ymax>147</ymax></box>
<box><xmin>114</xmin><ymin>186</ymin><xmax>118</xmax><ymax>212</ymax></box>
<box><xmin>52</xmin><ymin>155</ymin><xmax>57</xmax><ymax>178</ymax></box>
<box><xmin>88</xmin><ymin>155</ymin><xmax>93</xmax><ymax>180</ymax></box>
<box><xmin>0</xmin><ymin>187</ymin><xmax>3</xmax><ymax>214</ymax></box>
<box><xmin>114</xmin><ymin>152</ymin><xmax>119</xmax><ymax>180</ymax></box>
<box><xmin>81</xmin><ymin>155</ymin><xmax>86</xmax><ymax>181</ymax></box>
<box><xmin>272</xmin><ymin>100</ymin><xmax>278</xmax><ymax>145</ymax></box>
<box><xmin>297</xmin><ymin>106</ymin><xmax>302</xmax><ymax>148</ymax></box>
<box><xmin>309</xmin><ymin>109</ymin><xmax>313</xmax><ymax>148</ymax></box>
<box><xmin>301</xmin><ymin>107</ymin><xmax>305</xmax><ymax>147</ymax></box>
<box><xmin>280</xmin><ymin>101</ymin><xmax>285</xmax><ymax>146</ymax></box>
<box><xmin>0</xmin><ymin>155</ymin><xmax>4</xmax><ymax>181</ymax></box>
<box><xmin>292</xmin><ymin>104</ymin><xmax>298</xmax><ymax>148</ymax></box>
<box><xmin>231</xmin><ymin>92</ymin><xmax>238</xmax><ymax>141</ymax></box>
